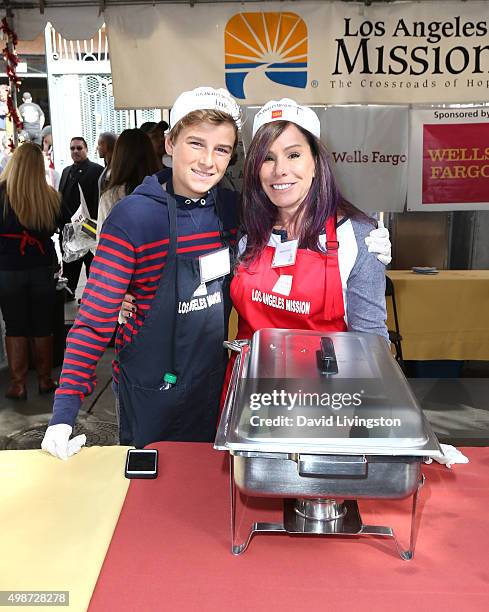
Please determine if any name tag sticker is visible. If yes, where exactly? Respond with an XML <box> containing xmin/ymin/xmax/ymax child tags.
<box><xmin>199</xmin><ymin>247</ymin><xmax>230</xmax><ymax>283</ymax></box>
<box><xmin>272</xmin><ymin>275</ymin><xmax>293</xmax><ymax>297</ymax></box>
<box><xmin>272</xmin><ymin>240</ymin><xmax>298</xmax><ymax>268</ymax></box>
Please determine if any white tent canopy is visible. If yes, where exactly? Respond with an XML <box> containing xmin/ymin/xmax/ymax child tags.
<box><xmin>3</xmin><ymin>0</ymin><xmax>290</xmax><ymax>40</ymax></box>
<box><xmin>8</xmin><ymin>5</ymin><xmax>104</xmax><ymax>41</ymax></box>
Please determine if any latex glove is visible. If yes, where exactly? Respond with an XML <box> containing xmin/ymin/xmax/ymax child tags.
<box><xmin>425</xmin><ymin>444</ymin><xmax>469</xmax><ymax>469</ymax></box>
<box><xmin>118</xmin><ymin>293</ymin><xmax>136</xmax><ymax>325</ymax></box>
<box><xmin>41</xmin><ymin>424</ymin><xmax>87</xmax><ymax>460</ymax></box>
<box><xmin>365</xmin><ymin>220</ymin><xmax>392</xmax><ymax>266</ymax></box>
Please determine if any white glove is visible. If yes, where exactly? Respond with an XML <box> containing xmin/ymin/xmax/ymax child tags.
<box><xmin>425</xmin><ymin>444</ymin><xmax>469</xmax><ymax>469</ymax></box>
<box><xmin>365</xmin><ymin>220</ymin><xmax>392</xmax><ymax>266</ymax></box>
<box><xmin>41</xmin><ymin>424</ymin><xmax>87</xmax><ymax>460</ymax></box>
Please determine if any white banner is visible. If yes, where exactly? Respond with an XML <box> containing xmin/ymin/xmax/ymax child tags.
<box><xmin>106</xmin><ymin>1</ymin><xmax>489</xmax><ymax>108</ymax></box>
<box><xmin>230</xmin><ymin>105</ymin><xmax>407</xmax><ymax>213</ymax></box>
<box><xmin>408</xmin><ymin>107</ymin><xmax>489</xmax><ymax>211</ymax></box>
<box><xmin>320</xmin><ymin>106</ymin><xmax>408</xmax><ymax>213</ymax></box>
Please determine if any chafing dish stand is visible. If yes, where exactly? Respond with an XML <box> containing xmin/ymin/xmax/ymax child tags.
<box><xmin>228</xmin><ymin>453</ymin><xmax>425</xmax><ymax>560</ymax></box>
<box><xmin>217</xmin><ymin>331</ymin><xmax>443</xmax><ymax>561</ymax></box>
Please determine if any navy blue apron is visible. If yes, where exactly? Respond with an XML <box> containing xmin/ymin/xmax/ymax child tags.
<box><xmin>117</xmin><ymin>190</ymin><xmax>233</xmax><ymax>447</ymax></box>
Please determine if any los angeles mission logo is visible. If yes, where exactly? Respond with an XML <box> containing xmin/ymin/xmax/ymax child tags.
<box><xmin>224</xmin><ymin>12</ymin><xmax>308</xmax><ymax>99</ymax></box>
<box><xmin>178</xmin><ymin>291</ymin><xmax>222</xmax><ymax>314</ymax></box>
<box><xmin>251</xmin><ymin>289</ymin><xmax>311</xmax><ymax>315</ymax></box>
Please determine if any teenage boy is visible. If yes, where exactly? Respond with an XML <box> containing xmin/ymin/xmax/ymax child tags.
<box><xmin>42</xmin><ymin>87</ymin><xmax>242</xmax><ymax>459</ymax></box>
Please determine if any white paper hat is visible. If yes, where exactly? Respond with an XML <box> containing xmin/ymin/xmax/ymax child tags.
<box><xmin>170</xmin><ymin>87</ymin><xmax>241</xmax><ymax>129</ymax></box>
<box><xmin>252</xmin><ymin>98</ymin><xmax>320</xmax><ymax>139</ymax></box>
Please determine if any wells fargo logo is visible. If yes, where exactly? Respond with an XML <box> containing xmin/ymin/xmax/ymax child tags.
<box><xmin>224</xmin><ymin>12</ymin><xmax>308</xmax><ymax>99</ymax></box>
<box><xmin>423</xmin><ymin>122</ymin><xmax>489</xmax><ymax>204</ymax></box>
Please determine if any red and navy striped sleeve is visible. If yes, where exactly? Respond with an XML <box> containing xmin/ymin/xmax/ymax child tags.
<box><xmin>51</xmin><ymin>221</ymin><xmax>137</xmax><ymax>426</ymax></box>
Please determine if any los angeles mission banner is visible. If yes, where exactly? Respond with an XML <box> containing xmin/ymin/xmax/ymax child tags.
<box><xmin>408</xmin><ymin>107</ymin><xmax>489</xmax><ymax>210</ymax></box>
<box><xmin>106</xmin><ymin>1</ymin><xmax>489</xmax><ymax>107</ymax></box>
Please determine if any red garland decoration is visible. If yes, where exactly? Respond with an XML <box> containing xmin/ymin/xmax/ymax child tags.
<box><xmin>1</xmin><ymin>16</ymin><xmax>23</xmax><ymax>132</ymax></box>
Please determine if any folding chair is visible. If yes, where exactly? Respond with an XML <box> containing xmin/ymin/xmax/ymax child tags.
<box><xmin>385</xmin><ymin>275</ymin><xmax>405</xmax><ymax>371</ymax></box>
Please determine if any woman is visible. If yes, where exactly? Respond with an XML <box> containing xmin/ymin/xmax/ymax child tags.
<box><xmin>96</xmin><ymin>128</ymin><xmax>159</xmax><ymax>242</ymax></box>
<box><xmin>0</xmin><ymin>142</ymin><xmax>61</xmax><ymax>399</ymax></box>
<box><xmin>233</xmin><ymin>98</ymin><xmax>388</xmax><ymax>344</ymax></box>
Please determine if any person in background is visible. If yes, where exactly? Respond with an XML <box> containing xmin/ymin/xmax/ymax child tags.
<box><xmin>58</xmin><ymin>136</ymin><xmax>103</xmax><ymax>301</ymax></box>
<box><xmin>96</xmin><ymin>129</ymin><xmax>158</xmax><ymax>243</ymax></box>
<box><xmin>0</xmin><ymin>134</ymin><xmax>10</xmax><ymax>174</ymax></box>
<box><xmin>41</xmin><ymin>125</ymin><xmax>53</xmax><ymax>156</ymax></box>
<box><xmin>41</xmin><ymin>126</ymin><xmax>59</xmax><ymax>189</ymax></box>
<box><xmin>0</xmin><ymin>142</ymin><xmax>60</xmax><ymax>399</ymax></box>
<box><xmin>18</xmin><ymin>92</ymin><xmax>45</xmax><ymax>145</ymax></box>
<box><xmin>140</xmin><ymin>120</ymin><xmax>169</xmax><ymax>172</ymax></box>
<box><xmin>97</xmin><ymin>132</ymin><xmax>118</xmax><ymax>195</ymax></box>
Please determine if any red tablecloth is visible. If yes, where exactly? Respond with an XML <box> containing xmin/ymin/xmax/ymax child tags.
<box><xmin>90</xmin><ymin>444</ymin><xmax>488</xmax><ymax>611</ymax></box>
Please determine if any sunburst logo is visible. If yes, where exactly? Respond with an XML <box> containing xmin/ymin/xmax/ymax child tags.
<box><xmin>225</xmin><ymin>12</ymin><xmax>308</xmax><ymax>100</ymax></box>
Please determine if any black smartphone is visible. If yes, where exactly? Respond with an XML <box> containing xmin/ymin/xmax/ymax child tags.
<box><xmin>124</xmin><ymin>449</ymin><xmax>158</xmax><ymax>479</ymax></box>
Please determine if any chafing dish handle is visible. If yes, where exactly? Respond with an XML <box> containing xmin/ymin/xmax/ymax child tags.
<box><xmin>223</xmin><ymin>339</ymin><xmax>250</xmax><ymax>353</ymax></box>
<box><xmin>316</xmin><ymin>336</ymin><xmax>338</xmax><ymax>375</ymax></box>
<box><xmin>297</xmin><ymin>454</ymin><xmax>367</xmax><ymax>478</ymax></box>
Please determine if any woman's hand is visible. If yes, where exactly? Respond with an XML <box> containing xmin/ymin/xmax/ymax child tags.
<box><xmin>365</xmin><ymin>221</ymin><xmax>391</xmax><ymax>266</ymax></box>
<box><xmin>119</xmin><ymin>293</ymin><xmax>136</xmax><ymax>324</ymax></box>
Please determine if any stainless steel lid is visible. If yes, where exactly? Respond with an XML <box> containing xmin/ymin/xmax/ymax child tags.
<box><xmin>215</xmin><ymin>329</ymin><xmax>443</xmax><ymax>458</ymax></box>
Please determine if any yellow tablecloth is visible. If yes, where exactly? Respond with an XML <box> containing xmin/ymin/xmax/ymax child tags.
<box><xmin>386</xmin><ymin>270</ymin><xmax>489</xmax><ymax>361</ymax></box>
<box><xmin>0</xmin><ymin>447</ymin><xmax>130</xmax><ymax>612</ymax></box>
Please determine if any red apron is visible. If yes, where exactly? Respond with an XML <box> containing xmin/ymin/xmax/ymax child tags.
<box><xmin>221</xmin><ymin>216</ymin><xmax>347</xmax><ymax>405</ymax></box>
<box><xmin>0</xmin><ymin>230</ymin><xmax>46</xmax><ymax>256</ymax></box>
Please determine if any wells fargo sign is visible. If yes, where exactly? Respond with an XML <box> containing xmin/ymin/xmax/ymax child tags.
<box><xmin>408</xmin><ymin>108</ymin><xmax>489</xmax><ymax>211</ymax></box>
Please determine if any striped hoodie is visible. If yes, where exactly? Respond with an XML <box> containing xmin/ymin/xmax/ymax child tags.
<box><xmin>50</xmin><ymin>173</ymin><xmax>238</xmax><ymax>427</ymax></box>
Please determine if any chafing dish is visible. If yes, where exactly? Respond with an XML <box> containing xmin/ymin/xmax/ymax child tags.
<box><xmin>215</xmin><ymin>329</ymin><xmax>443</xmax><ymax>559</ymax></box>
